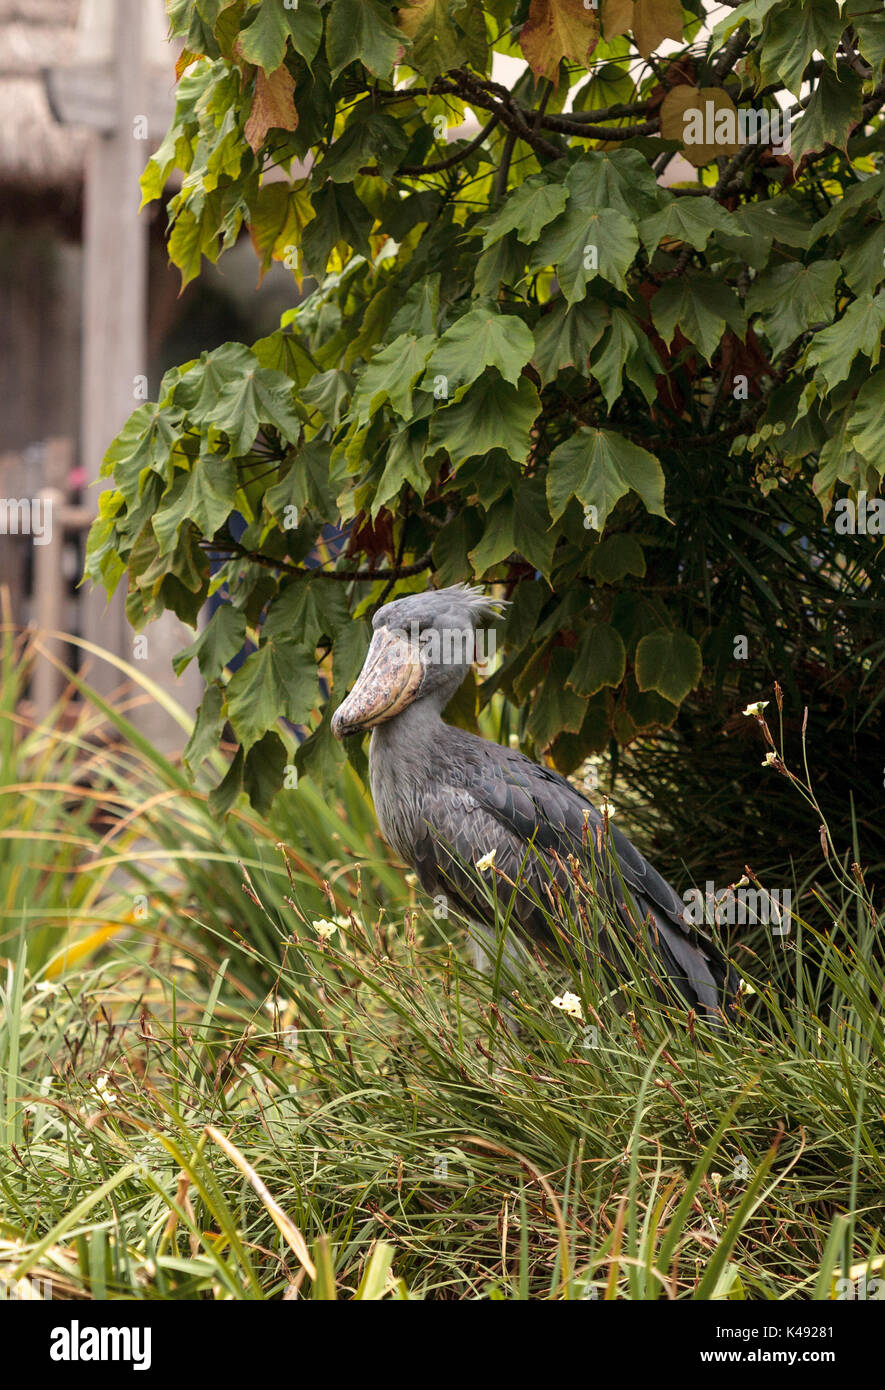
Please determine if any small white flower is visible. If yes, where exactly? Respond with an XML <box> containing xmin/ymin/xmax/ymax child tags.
<box><xmin>476</xmin><ymin>850</ymin><xmax>497</xmax><ymax>873</ymax></box>
<box><xmin>404</xmin><ymin>872</ymin><xmax>418</xmax><ymax>887</ymax></box>
<box><xmin>743</xmin><ymin>701</ymin><xmax>769</xmax><ymax>717</ymax></box>
<box><xmin>581</xmin><ymin>807</ymin><xmax>592</xmax><ymax>823</ymax></box>
<box><xmin>762</xmin><ymin>752</ymin><xmax>778</xmax><ymax>767</ymax></box>
<box><xmin>551</xmin><ymin>991</ymin><xmax>584</xmax><ymax>1022</ymax></box>
<box><xmin>508</xmin><ymin>734</ymin><xmax>520</xmax><ymax>749</ymax></box>
<box><xmin>600</xmin><ymin>797</ymin><xmax>616</xmax><ymax>819</ymax></box>
<box><xmin>92</xmin><ymin>1074</ymin><xmax>117</xmax><ymax>1106</ymax></box>
<box><xmin>738</xmin><ymin>977</ymin><xmax>756</xmax><ymax>997</ymax></box>
<box><xmin>313</xmin><ymin>918</ymin><xmax>339</xmax><ymax>941</ymax></box>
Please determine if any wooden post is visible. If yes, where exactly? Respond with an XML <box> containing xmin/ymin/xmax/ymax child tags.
<box><xmin>46</xmin><ymin>1</ymin><xmax>203</xmax><ymax>749</ymax></box>
<box><xmin>32</xmin><ymin>486</ymin><xmax>65</xmax><ymax>719</ymax></box>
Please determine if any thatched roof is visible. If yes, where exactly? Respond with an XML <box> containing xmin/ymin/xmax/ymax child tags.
<box><xmin>0</xmin><ymin>0</ymin><xmax>86</xmax><ymax>193</ymax></box>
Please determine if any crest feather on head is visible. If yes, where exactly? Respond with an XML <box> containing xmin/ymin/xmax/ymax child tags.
<box><xmin>437</xmin><ymin>582</ymin><xmax>509</xmax><ymax>622</ymax></box>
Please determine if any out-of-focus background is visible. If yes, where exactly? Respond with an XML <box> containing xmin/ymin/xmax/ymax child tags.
<box><xmin>0</xmin><ymin>0</ymin><xmax>299</xmax><ymax>743</ymax></box>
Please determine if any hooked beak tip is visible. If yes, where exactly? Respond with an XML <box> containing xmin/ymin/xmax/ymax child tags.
<box><xmin>330</xmin><ymin>626</ymin><xmax>423</xmax><ymax>738</ymax></box>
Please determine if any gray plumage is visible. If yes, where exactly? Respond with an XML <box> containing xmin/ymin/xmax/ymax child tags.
<box><xmin>333</xmin><ymin>583</ymin><xmax>738</xmax><ymax>1023</ymax></box>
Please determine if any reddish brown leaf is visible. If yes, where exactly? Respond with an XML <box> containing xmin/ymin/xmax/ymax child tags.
<box><xmin>245</xmin><ymin>64</ymin><xmax>298</xmax><ymax>154</ymax></box>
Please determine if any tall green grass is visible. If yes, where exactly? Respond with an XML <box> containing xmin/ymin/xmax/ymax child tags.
<box><xmin>0</xmin><ymin>630</ymin><xmax>882</xmax><ymax>1300</ymax></box>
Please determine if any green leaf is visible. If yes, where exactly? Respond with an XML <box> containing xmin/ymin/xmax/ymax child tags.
<box><xmin>153</xmin><ymin>454</ymin><xmax>237</xmax><ymax>553</ymax></box>
<box><xmin>173</xmin><ymin>603</ymin><xmax>246</xmax><ymax>680</ymax></box>
<box><xmin>565</xmin><ymin>150</ymin><xmax>664</xmax><ymax>221</ymax></box>
<box><xmin>789</xmin><ymin>66</ymin><xmax>863</xmax><ymax>165</ymax></box>
<box><xmin>212</xmin><ymin>364</ymin><xmax>303</xmax><ymax>456</ymax></box>
<box><xmin>482</xmin><ymin>175</ymin><xmax>570</xmax><ymax>248</ymax></box>
<box><xmin>243</xmin><ymin>731</ymin><xmax>288</xmax><ymax>816</ymax></box>
<box><xmin>469</xmin><ymin>477</ymin><xmax>556</xmax><ymax>579</ymax></box>
<box><xmin>652</xmin><ymin>273</ymin><xmax>746</xmax><ymax>362</ymax></box>
<box><xmin>262</xmin><ymin>580</ymin><xmax>350</xmax><ymax>648</ymax></box>
<box><xmin>183</xmin><ymin>681</ymin><xmax>226</xmax><ymax>777</ymax></box>
<box><xmin>746</xmin><ymin>260</ymin><xmax>840</xmax><ymax>357</ymax></box>
<box><xmin>733</xmin><ymin>199</ymin><xmax>813</xmax><ymax>249</ymax></box>
<box><xmin>421</xmin><ymin>307</ymin><xmax>535</xmax><ymax>395</ymax></box>
<box><xmin>225</xmin><ymin>638</ymin><xmax>318</xmax><ymax>751</ymax></box>
<box><xmin>639</xmin><ymin>198</ymin><xmax>746</xmax><ymax>256</ymax></box>
<box><xmin>326</xmin><ymin>0</ymin><xmax>404</xmax><ymax>78</ymax></box>
<box><xmin>239</xmin><ymin>0</ymin><xmax>323</xmax><ymax>70</ymax></box>
<box><xmin>759</xmin><ymin>0</ymin><xmax>844</xmax><ymax>97</ymax></box>
<box><xmin>528</xmin><ymin>648</ymin><xmax>589</xmax><ymax>747</ymax></box>
<box><xmin>208</xmin><ymin>745</ymin><xmax>245</xmax><ymax>818</ymax></box>
<box><xmin>845</xmin><ymin>369</ymin><xmax>885</xmax><ymax>462</ymax></box>
<box><xmin>847</xmin><ymin>0</ymin><xmax>885</xmax><ymax>68</ymax></box>
<box><xmin>429</xmin><ymin>372</ymin><xmax>541</xmax><ymax>465</ymax></box>
<box><xmin>398</xmin><ymin>0</ymin><xmax>487</xmax><ymax>81</ymax></box>
<box><xmin>586</xmin><ymin>533</ymin><xmax>647</xmax><ymax>582</ymax></box>
<box><xmin>805</xmin><ymin>291</ymin><xmax>885</xmax><ymax>390</ymax></box>
<box><xmin>568</xmin><ymin>623</ymin><xmax>627</xmax><ymax>696</ymax></box>
<box><xmin>322</xmin><ymin>111</ymin><xmax>410</xmax><ymax>182</ymax></box>
<box><xmin>351</xmin><ymin>333</ymin><xmax>435</xmax><ymax>424</ymax></box>
<box><xmin>301</xmin><ymin>183</ymin><xmax>373</xmax><ymax>276</ymax></box>
<box><xmin>590</xmin><ymin>307</ymin><xmax>660</xmax><ymax>409</ymax></box>
<box><xmin>532</xmin><ymin>297</ymin><xmax>609</xmax><ymax>385</ymax></box>
<box><xmin>529</xmin><ymin>204</ymin><xmax>639</xmax><ymax>300</ymax></box>
<box><xmin>843</xmin><ymin>222</ymin><xmax>885</xmax><ymax>297</ymax></box>
<box><xmin>547</xmin><ymin>426</ymin><xmax>669</xmax><ymax>530</ymax></box>
<box><xmin>634</xmin><ymin>627</ymin><xmax>702</xmax><ymax>705</ymax></box>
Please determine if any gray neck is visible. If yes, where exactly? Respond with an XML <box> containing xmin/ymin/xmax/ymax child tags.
<box><xmin>368</xmin><ymin>698</ymin><xmax>448</xmax><ymax>861</ymax></box>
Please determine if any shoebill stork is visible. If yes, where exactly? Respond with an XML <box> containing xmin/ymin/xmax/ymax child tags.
<box><xmin>331</xmin><ymin>583</ymin><xmax>737</xmax><ymax>1024</ymax></box>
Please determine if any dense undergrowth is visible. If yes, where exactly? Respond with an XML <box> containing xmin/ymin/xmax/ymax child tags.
<box><xmin>0</xmin><ymin>627</ymin><xmax>882</xmax><ymax>1300</ymax></box>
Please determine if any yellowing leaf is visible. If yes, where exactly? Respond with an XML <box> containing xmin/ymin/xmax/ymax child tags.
<box><xmin>245</xmin><ymin>64</ymin><xmax>298</xmax><ymax>153</ymax></box>
<box><xmin>660</xmin><ymin>86</ymin><xmax>740</xmax><ymax>167</ymax></box>
<box><xmin>602</xmin><ymin>0</ymin><xmax>683</xmax><ymax>59</ymax></box>
<box><xmin>520</xmin><ymin>0</ymin><xmax>600</xmax><ymax>82</ymax></box>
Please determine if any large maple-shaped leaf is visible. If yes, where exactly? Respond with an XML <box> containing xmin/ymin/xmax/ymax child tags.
<box><xmin>789</xmin><ymin>67</ymin><xmax>863</xmax><ymax>165</ymax></box>
<box><xmin>212</xmin><ymin>363</ymin><xmax>303</xmax><ymax>456</ymax></box>
<box><xmin>351</xmin><ymin>333</ymin><xmax>435</xmax><ymax>424</ymax></box>
<box><xmin>528</xmin><ymin>649</ymin><xmax>589</xmax><ymax>747</ymax></box>
<box><xmin>173</xmin><ymin>603</ymin><xmax>247</xmax><ymax>680</ymax></box>
<box><xmin>652</xmin><ymin>274</ymin><xmax>746</xmax><ymax>363</ymax></box>
<box><xmin>746</xmin><ymin>260</ymin><xmax>840</xmax><ymax>357</ymax></box>
<box><xmin>482</xmin><ymin>175</ymin><xmax>569</xmax><ymax>249</ymax></box>
<box><xmin>568</xmin><ymin>623</ymin><xmax>627</xmax><ymax>696</ymax></box>
<box><xmin>225</xmin><ymin>638</ymin><xmax>318</xmax><ymax>751</ymax></box>
<box><xmin>805</xmin><ymin>291</ymin><xmax>885</xmax><ymax>390</ymax></box>
<box><xmin>640</xmin><ymin>197</ymin><xmax>746</xmax><ymax>255</ymax></box>
<box><xmin>533</xmin><ymin>297</ymin><xmax>609</xmax><ymax>384</ymax></box>
<box><xmin>845</xmin><ymin>369</ymin><xmax>885</xmax><ymax>462</ymax></box>
<box><xmin>429</xmin><ymin>372</ymin><xmax>541</xmax><ymax>465</ymax></box>
<box><xmin>421</xmin><ymin>307</ymin><xmax>535</xmax><ymax>395</ymax></box>
<box><xmin>546</xmin><ymin>426</ymin><xmax>668</xmax><ymax>529</ymax></box>
<box><xmin>245</xmin><ymin>64</ymin><xmax>298</xmax><ymax>153</ymax></box>
<box><xmin>602</xmin><ymin>0</ymin><xmax>683</xmax><ymax>59</ymax></box>
<box><xmin>659</xmin><ymin>86</ymin><xmax>741</xmax><ymax>168</ymax></box>
<box><xmin>153</xmin><ymin>454</ymin><xmax>237</xmax><ymax>553</ymax></box>
<box><xmin>590</xmin><ymin>307</ymin><xmax>659</xmax><ymax>409</ymax></box>
<box><xmin>469</xmin><ymin>477</ymin><xmax>557</xmax><ymax>579</ymax></box>
<box><xmin>519</xmin><ymin>0</ymin><xmax>600</xmax><ymax>81</ymax></box>
<box><xmin>566</xmin><ymin>150</ymin><xmax>664</xmax><ymax>220</ymax></box>
<box><xmin>300</xmin><ymin>183</ymin><xmax>373</xmax><ymax>275</ymax></box>
<box><xmin>239</xmin><ymin>0</ymin><xmax>322</xmax><ymax>71</ymax></box>
<box><xmin>326</xmin><ymin>0</ymin><xmax>404</xmax><ymax>78</ymax></box>
<box><xmin>635</xmin><ymin>628</ymin><xmax>702</xmax><ymax>705</ymax></box>
<box><xmin>529</xmin><ymin>204</ymin><xmax>638</xmax><ymax>300</ymax></box>
<box><xmin>759</xmin><ymin>0</ymin><xmax>843</xmax><ymax>97</ymax></box>
<box><xmin>398</xmin><ymin>0</ymin><xmax>487</xmax><ymax>81</ymax></box>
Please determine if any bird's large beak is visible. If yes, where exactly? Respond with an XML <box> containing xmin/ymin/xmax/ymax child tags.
<box><xmin>331</xmin><ymin>626</ymin><xmax>424</xmax><ymax>738</ymax></box>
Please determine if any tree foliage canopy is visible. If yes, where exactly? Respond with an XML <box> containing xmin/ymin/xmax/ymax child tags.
<box><xmin>87</xmin><ymin>0</ymin><xmax>885</xmax><ymax>815</ymax></box>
